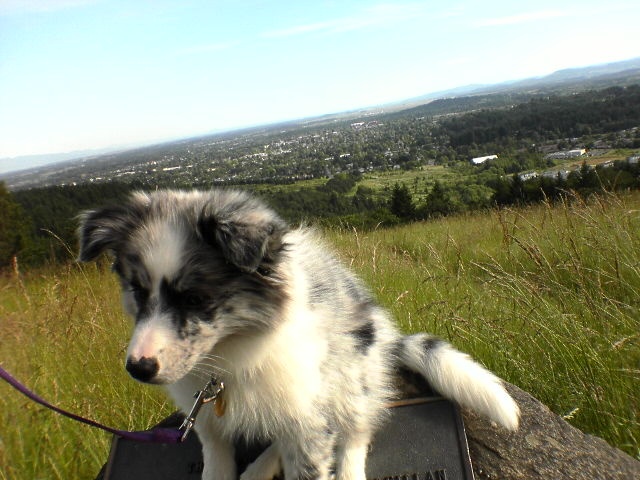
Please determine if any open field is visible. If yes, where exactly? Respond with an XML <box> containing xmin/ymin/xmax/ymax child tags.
<box><xmin>253</xmin><ymin>147</ymin><xmax>639</xmax><ymax>204</ymax></box>
<box><xmin>567</xmin><ymin>148</ymin><xmax>637</xmax><ymax>168</ymax></box>
<box><xmin>1</xmin><ymin>191</ymin><xmax>639</xmax><ymax>479</ymax></box>
<box><xmin>250</xmin><ymin>164</ymin><xmax>458</xmax><ymax>200</ymax></box>
<box><xmin>357</xmin><ymin>165</ymin><xmax>457</xmax><ymax>202</ymax></box>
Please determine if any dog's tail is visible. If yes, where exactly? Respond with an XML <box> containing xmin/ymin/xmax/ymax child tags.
<box><xmin>397</xmin><ymin>333</ymin><xmax>520</xmax><ymax>430</ymax></box>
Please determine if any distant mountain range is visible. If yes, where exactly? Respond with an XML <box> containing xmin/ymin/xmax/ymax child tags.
<box><xmin>0</xmin><ymin>148</ymin><xmax>120</xmax><ymax>177</ymax></box>
<box><xmin>2</xmin><ymin>56</ymin><xmax>639</xmax><ymax>178</ymax></box>
<box><xmin>391</xmin><ymin>57</ymin><xmax>640</xmax><ymax>109</ymax></box>
<box><xmin>523</xmin><ymin>57</ymin><xmax>640</xmax><ymax>83</ymax></box>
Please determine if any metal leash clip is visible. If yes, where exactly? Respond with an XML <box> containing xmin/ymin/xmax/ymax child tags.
<box><xmin>179</xmin><ymin>377</ymin><xmax>224</xmax><ymax>442</ymax></box>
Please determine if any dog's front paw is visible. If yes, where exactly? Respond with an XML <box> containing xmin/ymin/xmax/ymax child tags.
<box><xmin>240</xmin><ymin>444</ymin><xmax>282</xmax><ymax>480</ymax></box>
<box><xmin>200</xmin><ymin>436</ymin><xmax>237</xmax><ymax>480</ymax></box>
<box><xmin>202</xmin><ymin>466</ymin><xmax>236</xmax><ymax>480</ymax></box>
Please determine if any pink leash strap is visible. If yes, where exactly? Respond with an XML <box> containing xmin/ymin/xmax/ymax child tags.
<box><xmin>0</xmin><ymin>364</ymin><xmax>184</xmax><ymax>444</ymax></box>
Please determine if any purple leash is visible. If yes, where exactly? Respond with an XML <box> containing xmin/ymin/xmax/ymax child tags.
<box><xmin>0</xmin><ymin>364</ymin><xmax>185</xmax><ymax>444</ymax></box>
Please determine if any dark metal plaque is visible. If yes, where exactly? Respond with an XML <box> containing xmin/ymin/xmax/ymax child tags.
<box><xmin>101</xmin><ymin>421</ymin><xmax>204</xmax><ymax>479</ymax></box>
<box><xmin>99</xmin><ymin>397</ymin><xmax>473</xmax><ymax>480</ymax></box>
<box><xmin>365</xmin><ymin>398</ymin><xmax>474</xmax><ymax>480</ymax></box>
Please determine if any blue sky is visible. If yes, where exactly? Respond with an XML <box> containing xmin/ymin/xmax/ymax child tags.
<box><xmin>1</xmin><ymin>0</ymin><xmax>639</xmax><ymax>168</ymax></box>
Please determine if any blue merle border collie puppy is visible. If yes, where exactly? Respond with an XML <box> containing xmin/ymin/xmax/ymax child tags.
<box><xmin>78</xmin><ymin>189</ymin><xmax>519</xmax><ymax>480</ymax></box>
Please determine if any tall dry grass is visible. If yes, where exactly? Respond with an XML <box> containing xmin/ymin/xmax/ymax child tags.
<box><xmin>0</xmin><ymin>262</ymin><xmax>172</xmax><ymax>479</ymax></box>
<box><xmin>328</xmin><ymin>191</ymin><xmax>639</xmax><ymax>458</ymax></box>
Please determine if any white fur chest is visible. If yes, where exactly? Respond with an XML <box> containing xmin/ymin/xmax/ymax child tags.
<box><xmin>168</xmin><ymin>310</ymin><xmax>328</xmax><ymax>441</ymax></box>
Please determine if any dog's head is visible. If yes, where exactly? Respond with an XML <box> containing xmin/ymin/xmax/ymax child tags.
<box><xmin>78</xmin><ymin>189</ymin><xmax>288</xmax><ymax>384</ymax></box>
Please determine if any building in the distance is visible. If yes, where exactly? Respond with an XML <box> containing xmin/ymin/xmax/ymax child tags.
<box><xmin>471</xmin><ymin>154</ymin><xmax>498</xmax><ymax>165</ymax></box>
<box><xmin>544</xmin><ymin>149</ymin><xmax>586</xmax><ymax>160</ymax></box>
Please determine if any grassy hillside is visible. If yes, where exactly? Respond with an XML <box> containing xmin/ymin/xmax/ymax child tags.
<box><xmin>328</xmin><ymin>192</ymin><xmax>639</xmax><ymax>458</ymax></box>
<box><xmin>1</xmin><ymin>192</ymin><xmax>639</xmax><ymax>479</ymax></box>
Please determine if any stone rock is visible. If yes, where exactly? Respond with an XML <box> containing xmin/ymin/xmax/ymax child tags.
<box><xmin>461</xmin><ymin>383</ymin><xmax>640</xmax><ymax>479</ymax></box>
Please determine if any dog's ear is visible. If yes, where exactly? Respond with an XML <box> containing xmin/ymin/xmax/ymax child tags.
<box><xmin>198</xmin><ymin>200</ymin><xmax>287</xmax><ymax>273</ymax></box>
<box><xmin>77</xmin><ymin>205</ymin><xmax>143</xmax><ymax>262</ymax></box>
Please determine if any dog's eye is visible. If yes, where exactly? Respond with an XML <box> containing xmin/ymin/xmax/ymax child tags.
<box><xmin>183</xmin><ymin>292</ymin><xmax>206</xmax><ymax>308</ymax></box>
<box><xmin>129</xmin><ymin>281</ymin><xmax>149</xmax><ymax>305</ymax></box>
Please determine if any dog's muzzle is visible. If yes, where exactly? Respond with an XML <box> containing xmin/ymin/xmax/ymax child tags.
<box><xmin>126</xmin><ymin>356</ymin><xmax>160</xmax><ymax>383</ymax></box>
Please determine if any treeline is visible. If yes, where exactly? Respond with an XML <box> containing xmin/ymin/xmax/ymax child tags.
<box><xmin>491</xmin><ymin>160</ymin><xmax>640</xmax><ymax>205</ymax></box>
<box><xmin>0</xmin><ymin>182</ymin><xmax>136</xmax><ymax>267</ymax></box>
<box><xmin>264</xmin><ymin>159</ymin><xmax>640</xmax><ymax>229</ymax></box>
<box><xmin>434</xmin><ymin>86</ymin><xmax>640</xmax><ymax>149</ymax></box>
<box><xmin>385</xmin><ymin>160</ymin><xmax>640</xmax><ymax>223</ymax></box>
<box><xmin>390</xmin><ymin>92</ymin><xmax>534</xmax><ymax>119</ymax></box>
<box><xmin>3</xmin><ymin>158</ymin><xmax>640</xmax><ymax>269</ymax></box>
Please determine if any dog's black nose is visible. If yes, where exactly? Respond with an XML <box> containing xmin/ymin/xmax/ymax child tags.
<box><xmin>126</xmin><ymin>356</ymin><xmax>159</xmax><ymax>382</ymax></box>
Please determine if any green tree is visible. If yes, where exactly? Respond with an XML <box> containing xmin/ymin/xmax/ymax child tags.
<box><xmin>0</xmin><ymin>182</ymin><xmax>32</xmax><ymax>268</ymax></box>
<box><xmin>510</xmin><ymin>174</ymin><xmax>526</xmax><ymax>203</ymax></box>
<box><xmin>323</xmin><ymin>173</ymin><xmax>358</xmax><ymax>193</ymax></box>
<box><xmin>389</xmin><ymin>182</ymin><xmax>416</xmax><ymax>219</ymax></box>
<box><xmin>578</xmin><ymin>161</ymin><xmax>600</xmax><ymax>193</ymax></box>
<box><xmin>567</xmin><ymin>161</ymin><xmax>600</xmax><ymax>196</ymax></box>
<box><xmin>423</xmin><ymin>181</ymin><xmax>454</xmax><ymax>217</ymax></box>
